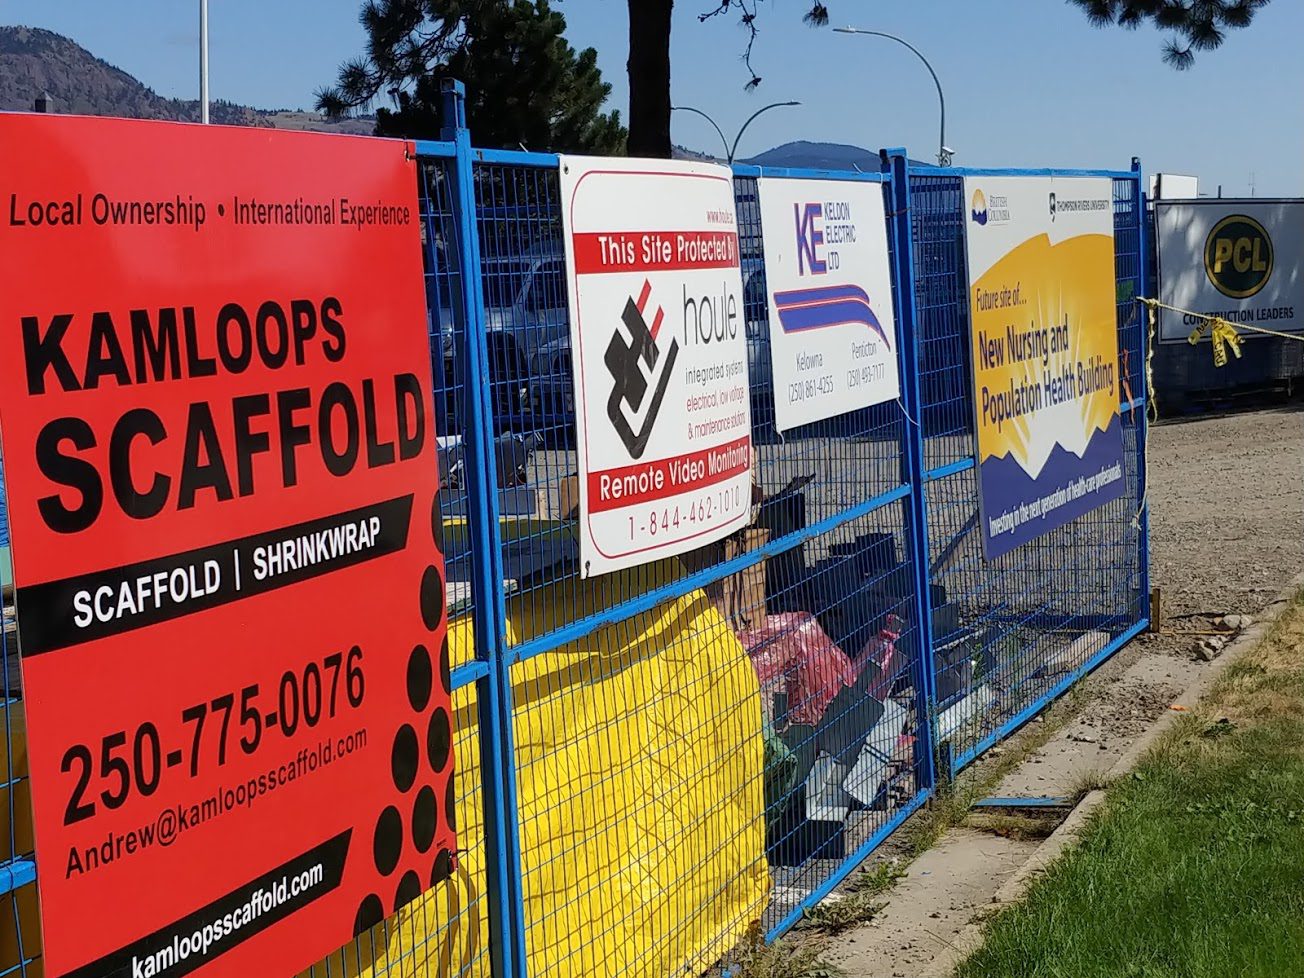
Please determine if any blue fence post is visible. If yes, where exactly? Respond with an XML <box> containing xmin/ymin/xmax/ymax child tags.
<box><xmin>1132</xmin><ymin>157</ymin><xmax>1152</xmax><ymax>622</ymax></box>
<box><xmin>881</xmin><ymin>148</ymin><xmax>940</xmax><ymax>797</ymax></box>
<box><xmin>439</xmin><ymin>79</ymin><xmax>529</xmax><ymax>978</ymax></box>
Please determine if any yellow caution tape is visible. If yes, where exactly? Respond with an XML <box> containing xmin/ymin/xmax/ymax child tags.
<box><xmin>1210</xmin><ymin>319</ymin><xmax>1243</xmax><ymax>368</ymax></box>
<box><xmin>1139</xmin><ymin>296</ymin><xmax>1302</xmax><ymax>368</ymax></box>
<box><xmin>1185</xmin><ymin>318</ymin><xmax>1212</xmax><ymax>343</ymax></box>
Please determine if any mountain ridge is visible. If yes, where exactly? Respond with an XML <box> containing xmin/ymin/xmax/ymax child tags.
<box><xmin>0</xmin><ymin>25</ymin><xmax>373</xmax><ymax>133</ymax></box>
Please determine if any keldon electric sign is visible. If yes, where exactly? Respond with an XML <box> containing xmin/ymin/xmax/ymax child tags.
<box><xmin>756</xmin><ymin>176</ymin><xmax>900</xmax><ymax>431</ymax></box>
<box><xmin>0</xmin><ymin>116</ymin><xmax>455</xmax><ymax>978</ymax></box>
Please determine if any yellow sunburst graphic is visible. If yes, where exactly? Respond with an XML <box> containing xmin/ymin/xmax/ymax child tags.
<box><xmin>970</xmin><ymin>232</ymin><xmax>1119</xmax><ymax>479</ymax></box>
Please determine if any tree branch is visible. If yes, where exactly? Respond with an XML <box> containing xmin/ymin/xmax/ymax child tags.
<box><xmin>1068</xmin><ymin>0</ymin><xmax>1270</xmax><ymax>69</ymax></box>
<box><xmin>699</xmin><ymin>1</ymin><xmax>830</xmax><ymax>90</ymax></box>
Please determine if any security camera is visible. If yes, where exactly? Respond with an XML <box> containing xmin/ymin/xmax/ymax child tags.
<box><xmin>941</xmin><ymin>146</ymin><xmax>955</xmax><ymax>155</ymax></box>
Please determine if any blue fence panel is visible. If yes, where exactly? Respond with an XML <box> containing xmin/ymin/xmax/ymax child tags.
<box><xmin>0</xmin><ymin>400</ymin><xmax>36</xmax><ymax>978</ymax></box>
<box><xmin>458</xmin><ymin>151</ymin><xmax>933</xmax><ymax>968</ymax></box>
<box><xmin>907</xmin><ymin>165</ymin><xmax>1149</xmax><ymax>775</ymax></box>
<box><xmin>736</xmin><ymin>165</ymin><xmax>929</xmax><ymax>938</ymax></box>
<box><xmin>0</xmin><ymin>97</ymin><xmax>1150</xmax><ymax>978</ymax></box>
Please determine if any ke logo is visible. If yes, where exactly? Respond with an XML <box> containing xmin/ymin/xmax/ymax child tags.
<box><xmin>1205</xmin><ymin>214</ymin><xmax>1273</xmax><ymax>299</ymax></box>
<box><xmin>795</xmin><ymin>202</ymin><xmax>827</xmax><ymax>276</ymax></box>
<box><xmin>605</xmin><ymin>279</ymin><xmax>678</xmax><ymax>458</ymax></box>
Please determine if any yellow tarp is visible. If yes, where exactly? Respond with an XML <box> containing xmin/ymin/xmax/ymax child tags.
<box><xmin>319</xmin><ymin>554</ymin><xmax>770</xmax><ymax>977</ymax></box>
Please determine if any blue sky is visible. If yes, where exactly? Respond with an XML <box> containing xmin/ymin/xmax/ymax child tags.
<box><xmin>4</xmin><ymin>0</ymin><xmax>1299</xmax><ymax>194</ymax></box>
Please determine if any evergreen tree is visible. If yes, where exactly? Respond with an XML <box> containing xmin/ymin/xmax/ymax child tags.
<box><xmin>319</xmin><ymin>0</ymin><xmax>626</xmax><ymax>153</ymax></box>
<box><xmin>1070</xmin><ymin>0</ymin><xmax>1270</xmax><ymax>68</ymax></box>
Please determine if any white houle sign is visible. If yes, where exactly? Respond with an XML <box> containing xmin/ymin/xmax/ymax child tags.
<box><xmin>559</xmin><ymin>156</ymin><xmax>753</xmax><ymax>576</ymax></box>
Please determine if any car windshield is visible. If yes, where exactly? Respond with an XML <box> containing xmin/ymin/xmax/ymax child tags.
<box><xmin>481</xmin><ymin>259</ymin><xmax>532</xmax><ymax>310</ymax></box>
<box><xmin>523</xmin><ymin>260</ymin><xmax>566</xmax><ymax>315</ymax></box>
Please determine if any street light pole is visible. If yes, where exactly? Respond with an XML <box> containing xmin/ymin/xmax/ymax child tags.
<box><xmin>672</xmin><ymin>101</ymin><xmax>802</xmax><ymax>164</ymax></box>
<box><xmin>670</xmin><ymin>106</ymin><xmax>729</xmax><ymax>162</ymax></box>
<box><xmin>729</xmin><ymin>101</ymin><xmax>801</xmax><ymax>164</ymax></box>
<box><xmin>833</xmin><ymin>27</ymin><xmax>949</xmax><ymax>166</ymax></box>
<box><xmin>200</xmin><ymin>0</ymin><xmax>210</xmax><ymax>124</ymax></box>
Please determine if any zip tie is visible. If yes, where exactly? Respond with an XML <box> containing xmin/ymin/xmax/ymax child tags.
<box><xmin>897</xmin><ymin>395</ymin><xmax>921</xmax><ymax>429</ymax></box>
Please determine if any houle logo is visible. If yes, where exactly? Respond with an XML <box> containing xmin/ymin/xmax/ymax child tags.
<box><xmin>605</xmin><ymin>279</ymin><xmax>678</xmax><ymax>459</ymax></box>
<box><xmin>1049</xmin><ymin>192</ymin><xmax>1057</xmax><ymax>222</ymax></box>
<box><xmin>1204</xmin><ymin>214</ymin><xmax>1273</xmax><ymax>299</ymax></box>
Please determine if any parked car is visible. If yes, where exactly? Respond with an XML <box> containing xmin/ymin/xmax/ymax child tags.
<box><xmin>482</xmin><ymin>251</ymin><xmax>569</xmax><ymax>424</ymax></box>
<box><xmin>527</xmin><ymin>261</ymin><xmax>776</xmax><ymax>429</ymax></box>
<box><xmin>426</xmin><ymin>248</ymin><xmax>569</xmax><ymax>430</ymax></box>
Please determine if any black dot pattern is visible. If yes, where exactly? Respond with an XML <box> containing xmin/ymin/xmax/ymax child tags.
<box><xmin>412</xmin><ymin>785</ymin><xmax>437</xmax><ymax>853</ymax></box>
<box><xmin>391</xmin><ymin>724</ymin><xmax>419</xmax><ymax>793</ymax></box>
<box><xmin>430</xmin><ymin>848</ymin><xmax>453</xmax><ymax>887</ymax></box>
<box><xmin>394</xmin><ymin>870</ymin><xmax>422</xmax><ymax>912</ymax></box>
<box><xmin>439</xmin><ymin>635</ymin><xmax>451</xmax><ymax>695</ymax></box>
<box><xmin>373</xmin><ymin>805</ymin><xmax>403</xmax><ymax>876</ymax></box>
<box><xmin>420</xmin><ymin>565</ymin><xmax>445</xmax><ymax>631</ymax></box>
<box><xmin>427</xmin><ymin>707</ymin><xmax>451</xmax><ymax>774</ymax></box>
<box><xmin>353</xmin><ymin>894</ymin><xmax>383</xmax><ymax>937</ymax></box>
<box><xmin>407</xmin><ymin>644</ymin><xmax>433</xmax><ymax>712</ymax></box>
<box><xmin>354</xmin><ymin>486</ymin><xmax>453</xmax><ymax>926</ymax></box>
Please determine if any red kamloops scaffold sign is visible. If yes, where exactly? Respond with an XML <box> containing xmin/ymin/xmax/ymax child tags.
<box><xmin>0</xmin><ymin>116</ymin><xmax>455</xmax><ymax>978</ymax></box>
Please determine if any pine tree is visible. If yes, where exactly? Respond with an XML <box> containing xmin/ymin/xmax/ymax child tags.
<box><xmin>318</xmin><ymin>0</ymin><xmax>626</xmax><ymax>153</ymax></box>
<box><xmin>625</xmin><ymin>1</ymin><xmax>827</xmax><ymax>159</ymax></box>
<box><xmin>1070</xmin><ymin>0</ymin><xmax>1270</xmax><ymax>68</ymax></box>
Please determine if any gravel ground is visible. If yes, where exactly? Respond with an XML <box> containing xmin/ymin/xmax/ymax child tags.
<box><xmin>1146</xmin><ymin>405</ymin><xmax>1303</xmax><ymax>626</ymax></box>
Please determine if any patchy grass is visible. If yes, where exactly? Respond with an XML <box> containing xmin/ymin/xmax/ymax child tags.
<box><xmin>797</xmin><ymin>862</ymin><xmax>906</xmax><ymax>932</ymax></box>
<box><xmin>955</xmin><ymin>596</ymin><xmax>1304</xmax><ymax>978</ymax></box>
<box><xmin>729</xmin><ymin>935</ymin><xmax>847</xmax><ymax>978</ymax></box>
<box><xmin>730</xmin><ymin>862</ymin><xmax>905</xmax><ymax>976</ymax></box>
<box><xmin>1063</xmin><ymin>765</ymin><xmax>1112</xmax><ymax>801</ymax></box>
<box><xmin>964</xmin><ymin>811</ymin><xmax>1061</xmax><ymax>842</ymax></box>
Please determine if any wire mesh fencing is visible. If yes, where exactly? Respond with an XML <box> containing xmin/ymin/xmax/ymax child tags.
<box><xmin>0</xmin><ymin>104</ymin><xmax>1147</xmax><ymax>978</ymax></box>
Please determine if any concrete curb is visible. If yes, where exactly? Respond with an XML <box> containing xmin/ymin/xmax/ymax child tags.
<box><xmin>918</xmin><ymin>570</ymin><xmax>1304</xmax><ymax>978</ymax></box>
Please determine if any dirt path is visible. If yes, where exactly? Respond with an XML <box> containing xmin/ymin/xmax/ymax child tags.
<box><xmin>825</xmin><ymin>406</ymin><xmax>1304</xmax><ymax>977</ymax></box>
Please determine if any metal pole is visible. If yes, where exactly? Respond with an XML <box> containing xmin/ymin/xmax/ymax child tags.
<box><xmin>728</xmin><ymin>100</ymin><xmax>801</xmax><ymax>164</ymax></box>
<box><xmin>674</xmin><ymin>102</ymin><xmax>801</xmax><ymax>164</ymax></box>
<box><xmin>880</xmin><ymin>146</ymin><xmax>942</xmax><ymax>792</ymax></box>
<box><xmin>835</xmin><ymin>27</ymin><xmax>948</xmax><ymax>166</ymax></box>
<box><xmin>670</xmin><ymin>106</ymin><xmax>730</xmax><ymax>162</ymax></box>
<box><xmin>200</xmin><ymin>0</ymin><xmax>209</xmax><ymax>124</ymax></box>
<box><xmin>439</xmin><ymin>78</ymin><xmax>528</xmax><ymax>978</ymax></box>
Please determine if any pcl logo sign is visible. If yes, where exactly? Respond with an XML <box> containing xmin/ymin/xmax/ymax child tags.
<box><xmin>1205</xmin><ymin>214</ymin><xmax>1274</xmax><ymax>298</ymax></box>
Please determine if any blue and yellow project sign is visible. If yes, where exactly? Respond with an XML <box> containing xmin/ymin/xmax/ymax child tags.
<box><xmin>963</xmin><ymin>176</ymin><xmax>1126</xmax><ymax>560</ymax></box>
